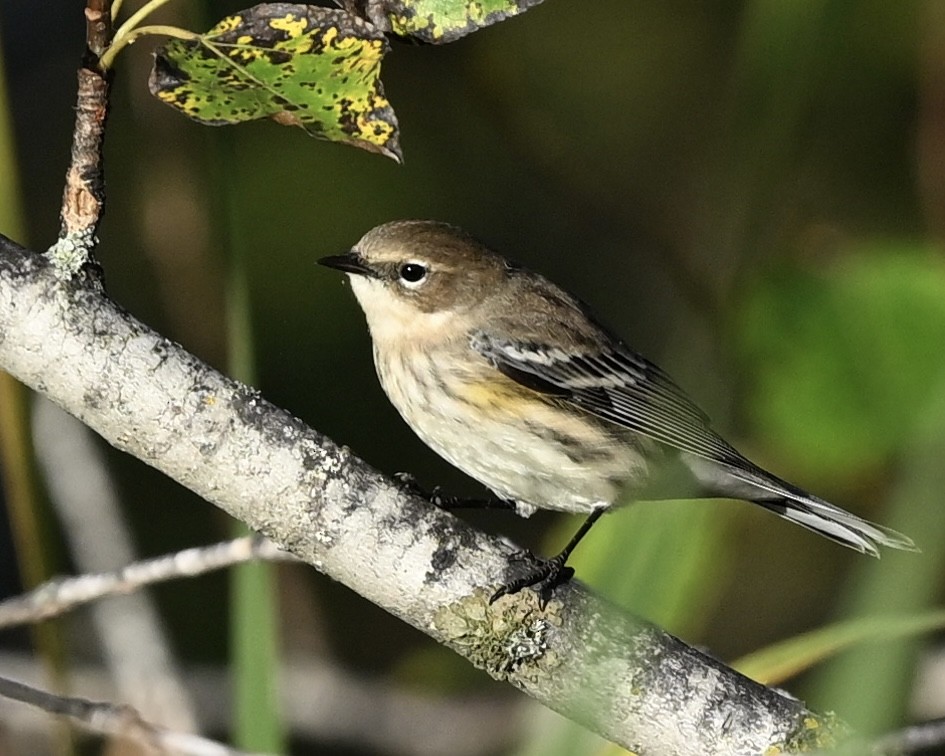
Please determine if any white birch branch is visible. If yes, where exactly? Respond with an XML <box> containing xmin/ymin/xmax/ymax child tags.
<box><xmin>0</xmin><ymin>235</ymin><xmax>842</xmax><ymax>754</ymax></box>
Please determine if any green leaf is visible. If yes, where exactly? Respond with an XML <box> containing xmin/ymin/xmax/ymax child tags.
<box><xmin>340</xmin><ymin>0</ymin><xmax>546</xmax><ymax>43</ymax></box>
<box><xmin>732</xmin><ymin>610</ymin><xmax>945</xmax><ymax>686</ymax></box>
<box><xmin>149</xmin><ymin>4</ymin><xmax>401</xmax><ymax>161</ymax></box>
<box><xmin>736</xmin><ymin>246</ymin><xmax>945</xmax><ymax>477</ymax></box>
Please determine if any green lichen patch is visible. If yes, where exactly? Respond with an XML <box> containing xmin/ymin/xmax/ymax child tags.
<box><xmin>149</xmin><ymin>4</ymin><xmax>401</xmax><ymax>161</ymax></box>
<box><xmin>342</xmin><ymin>0</ymin><xmax>546</xmax><ymax>43</ymax></box>
<box><xmin>434</xmin><ymin>589</ymin><xmax>562</xmax><ymax>679</ymax></box>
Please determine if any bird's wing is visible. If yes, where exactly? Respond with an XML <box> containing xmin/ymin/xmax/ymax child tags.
<box><xmin>469</xmin><ymin>330</ymin><xmax>744</xmax><ymax>466</ymax></box>
<box><xmin>470</xmin><ymin>328</ymin><xmax>919</xmax><ymax>555</ymax></box>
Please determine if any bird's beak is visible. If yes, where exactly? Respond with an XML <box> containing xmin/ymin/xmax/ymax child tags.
<box><xmin>317</xmin><ymin>251</ymin><xmax>376</xmax><ymax>278</ymax></box>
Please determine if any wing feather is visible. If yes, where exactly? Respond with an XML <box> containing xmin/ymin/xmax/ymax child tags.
<box><xmin>471</xmin><ymin>330</ymin><xmax>743</xmax><ymax>466</ymax></box>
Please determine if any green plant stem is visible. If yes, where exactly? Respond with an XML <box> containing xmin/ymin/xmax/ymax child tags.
<box><xmin>112</xmin><ymin>0</ymin><xmax>176</xmax><ymax>41</ymax></box>
<box><xmin>733</xmin><ymin>610</ymin><xmax>945</xmax><ymax>686</ymax></box>
<box><xmin>100</xmin><ymin>24</ymin><xmax>196</xmax><ymax>70</ymax></box>
<box><xmin>213</xmin><ymin>126</ymin><xmax>286</xmax><ymax>752</ymax></box>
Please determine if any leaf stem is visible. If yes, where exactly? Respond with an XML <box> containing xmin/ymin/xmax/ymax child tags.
<box><xmin>102</xmin><ymin>0</ymin><xmax>180</xmax><ymax>69</ymax></box>
<box><xmin>100</xmin><ymin>24</ymin><xmax>197</xmax><ymax>70</ymax></box>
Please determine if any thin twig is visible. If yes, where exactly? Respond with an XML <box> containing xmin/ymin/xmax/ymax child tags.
<box><xmin>0</xmin><ymin>650</ymin><xmax>522</xmax><ymax>756</ymax></box>
<box><xmin>33</xmin><ymin>396</ymin><xmax>199</xmax><ymax>729</ymax></box>
<box><xmin>85</xmin><ymin>0</ymin><xmax>113</xmax><ymax>59</ymax></box>
<box><xmin>0</xmin><ymin>674</ymin><xmax>261</xmax><ymax>755</ymax></box>
<box><xmin>46</xmin><ymin>0</ymin><xmax>114</xmax><ymax>277</ymax></box>
<box><xmin>0</xmin><ymin>536</ymin><xmax>295</xmax><ymax>628</ymax></box>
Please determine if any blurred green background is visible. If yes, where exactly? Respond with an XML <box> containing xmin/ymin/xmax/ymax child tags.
<box><xmin>1</xmin><ymin>0</ymin><xmax>945</xmax><ymax>753</ymax></box>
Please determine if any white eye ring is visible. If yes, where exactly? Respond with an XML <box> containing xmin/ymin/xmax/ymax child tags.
<box><xmin>398</xmin><ymin>260</ymin><xmax>429</xmax><ymax>288</ymax></box>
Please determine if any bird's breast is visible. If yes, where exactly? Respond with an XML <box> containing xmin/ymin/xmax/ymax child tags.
<box><xmin>373</xmin><ymin>343</ymin><xmax>650</xmax><ymax>514</ymax></box>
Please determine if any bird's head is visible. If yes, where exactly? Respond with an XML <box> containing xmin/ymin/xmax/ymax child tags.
<box><xmin>319</xmin><ymin>220</ymin><xmax>511</xmax><ymax>341</ymax></box>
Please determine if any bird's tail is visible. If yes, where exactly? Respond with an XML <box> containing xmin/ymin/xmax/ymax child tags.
<box><xmin>684</xmin><ymin>454</ymin><xmax>918</xmax><ymax>555</ymax></box>
<box><xmin>751</xmin><ymin>491</ymin><xmax>916</xmax><ymax>556</ymax></box>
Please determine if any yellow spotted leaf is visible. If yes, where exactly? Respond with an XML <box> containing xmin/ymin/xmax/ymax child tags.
<box><xmin>149</xmin><ymin>3</ymin><xmax>401</xmax><ymax>161</ymax></box>
<box><xmin>338</xmin><ymin>0</ymin><xmax>546</xmax><ymax>43</ymax></box>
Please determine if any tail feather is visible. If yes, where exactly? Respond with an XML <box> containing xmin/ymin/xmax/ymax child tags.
<box><xmin>753</xmin><ymin>496</ymin><xmax>915</xmax><ymax>556</ymax></box>
<box><xmin>681</xmin><ymin>452</ymin><xmax>918</xmax><ymax>554</ymax></box>
<box><xmin>735</xmin><ymin>471</ymin><xmax>918</xmax><ymax>555</ymax></box>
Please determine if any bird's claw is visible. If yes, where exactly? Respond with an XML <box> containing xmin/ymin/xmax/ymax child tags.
<box><xmin>489</xmin><ymin>551</ymin><xmax>574</xmax><ymax>609</ymax></box>
<box><xmin>393</xmin><ymin>471</ymin><xmax>420</xmax><ymax>491</ymax></box>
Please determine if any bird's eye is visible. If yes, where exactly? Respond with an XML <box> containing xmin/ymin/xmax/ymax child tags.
<box><xmin>398</xmin><ymin>261</ymin><xmax>428</xmax><ymax>286</ymax></box>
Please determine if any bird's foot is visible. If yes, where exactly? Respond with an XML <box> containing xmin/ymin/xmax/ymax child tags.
<box><xmin>394</xmin><ymin>471</ymin><xmax>449</xmax><ymax>505</ymax></box>
<box><xmin>490</xmin><ymin>550</ymin><xmax>575</xmax><ymax>609</ymax></box>
<box><xmin>393</xmin><ymin>473</ymin><xmax>515</xmax><ymax>510</ymax></box>
<box><xmin>393</xmin><ymin>471</ymin><xmax>426</xmax><ymax>498</ymax></box>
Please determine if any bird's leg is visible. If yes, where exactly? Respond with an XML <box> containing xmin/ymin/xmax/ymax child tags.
<box><xmin>490</xmin><ymin>508</ymin><xmax>606</xmax><ymax>609</ymax></box>
<box><xmin>393</xmin><ymin>472</ymin><xmax>516</xmax><ymax>510</ymax></box>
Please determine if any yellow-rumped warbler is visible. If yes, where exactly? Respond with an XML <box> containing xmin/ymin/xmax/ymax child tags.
<box><xmin>320</xmin><ymin>220</ymin><xmax>916</xmax><ymax>601</ymax></box>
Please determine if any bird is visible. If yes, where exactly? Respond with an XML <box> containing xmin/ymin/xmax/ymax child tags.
<box><xmin>319</xmin><ymin>220</ymin><xmax>916</xmax><ymax>603</ymax></box>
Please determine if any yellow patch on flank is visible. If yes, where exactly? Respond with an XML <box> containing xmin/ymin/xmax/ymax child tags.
<box><xmin>454</xmin><ymin>380</ymin><xmax>523</xmax><ymax>410</ymax></box>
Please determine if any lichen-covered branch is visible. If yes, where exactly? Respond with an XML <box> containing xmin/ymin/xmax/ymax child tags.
<box><xmin>0</xmin><ymin>235</ymin><xmax>842</xmax><ymax>754</ymax></box>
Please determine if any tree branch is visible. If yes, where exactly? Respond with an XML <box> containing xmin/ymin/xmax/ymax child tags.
<box><xmin>47</xmin><ymin>0</ymin><xmax>114</xmax><ymax>276</ymax></box>
<box><xmin>0</xmin><ymin>650</ymin><xmax>521</xmax><ymax>756</ymax></box>
<box><xmin>0</xmin><ymin>674</ymin><xmax>257</xmax><ymax>756</ymax></box>
<box><xmin>0</xmin><ymin>235</ymin><xmax>843</xmax><ymax>754</ymax></box>
<box><xmin>0</xmin><ymin>536</ymin><xmax>293</xmax><ymax>628</ymax></box>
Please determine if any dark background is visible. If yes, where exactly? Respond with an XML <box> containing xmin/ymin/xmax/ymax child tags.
<box><xmin>1</xmin><ymin>1</ymin><xmax>944</xmax><ymax>753</ymax></box>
